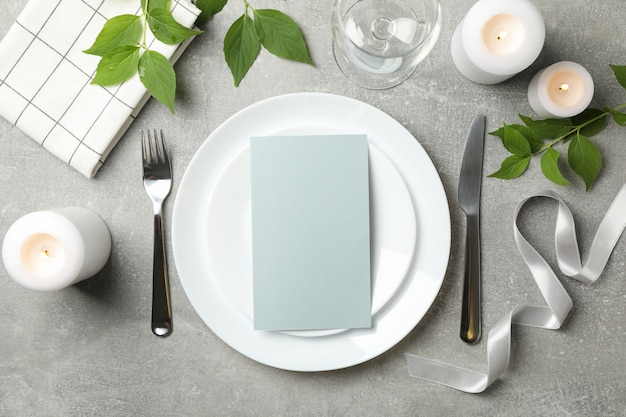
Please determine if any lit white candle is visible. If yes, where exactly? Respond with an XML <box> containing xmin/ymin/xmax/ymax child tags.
<box><xmin>451</xmin><ymin>0</ymin><xmax>545</xmax><ymax>84</ymax></box>
<box><xmin>2</xmin><ymin>207</ymin><xmax>111</xmax><ymax>291</ymax></box>
<box><xmin>527</xmin><ymin>61</ymin><xmax>594</xmax><ymax>118</ymax></box>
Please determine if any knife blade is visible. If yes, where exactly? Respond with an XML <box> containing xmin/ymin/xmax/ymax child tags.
<box><xmin>458</xmin><ymin>114</ymin><xmax>486</xmax><ymax>344</ymax></box>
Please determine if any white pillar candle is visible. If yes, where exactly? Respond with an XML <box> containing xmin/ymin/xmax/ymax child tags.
<box><xmin>451</xmin><ymin>0</ymin><xmax>545</xmax><ymax>84</ymax></box>
<box><xmin>527</xmin><ymin>61</ymin><xmax>594</xmax><ymax>118</ymax></box>
<box><xmin>2</xmin><ymin>207</ymin><xmax>111</xmax><ymax>291</ymax></box>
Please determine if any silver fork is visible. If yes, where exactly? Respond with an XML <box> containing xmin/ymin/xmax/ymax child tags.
<box><xmin>142</xmin><ymin>129</ymin><xmax>173</xmax><ymax>337</ymax></box>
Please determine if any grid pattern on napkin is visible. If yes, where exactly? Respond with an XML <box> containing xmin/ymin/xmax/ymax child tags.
<box><xmin>0</xmin><ymin>0</ymin><xmax>200</xmax><ymax>177</ymax></box>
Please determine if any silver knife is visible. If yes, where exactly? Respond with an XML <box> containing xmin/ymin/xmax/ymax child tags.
<box><xmin>458</xmin><ymin>114</ymin><xmax>486</xmax><ymax>344</ymax></box>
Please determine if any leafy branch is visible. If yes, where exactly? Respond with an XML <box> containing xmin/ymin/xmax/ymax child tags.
<box><xmin>85</xmin><ymin>0</ymin><xmax>313</xmax><ymax>111</ymax></box>
<box><xmin>223</xmin><ymin>0</ymin><xmax>314</xmax><ymax>86</ymax></box>
<box><xmin>489</xmin><ymin>64</ymin><xmax>626</xmax><ymax>191</ymax></box>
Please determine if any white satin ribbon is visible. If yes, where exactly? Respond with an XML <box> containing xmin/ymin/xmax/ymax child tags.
<box><xmin>405</xmin><ymin>183</ymin><xmax>626</xmax><ymax>393</ymax></box>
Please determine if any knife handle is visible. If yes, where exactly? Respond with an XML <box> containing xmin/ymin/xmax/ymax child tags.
<box><xmin>460</xmin><ymin>214</ymin><xmax>481</xmax><ymax>344</ymax></box>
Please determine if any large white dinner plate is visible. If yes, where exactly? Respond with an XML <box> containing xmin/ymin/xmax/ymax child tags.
<box><xmin>172</xmin><ymin>93</ymin><xmax>450</xmax><ymax>371</ymax></box>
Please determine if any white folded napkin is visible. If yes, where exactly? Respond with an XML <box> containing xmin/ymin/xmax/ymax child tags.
<box><xmin>0</xmin><ymin>0</ymin><xmax>200</xmax><ymax>177</ymax></box>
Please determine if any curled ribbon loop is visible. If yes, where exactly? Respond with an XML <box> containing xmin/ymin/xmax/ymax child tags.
<box><xmin>405</xmin><ymin>183</ymin><xmax>626</xmax><ymax>393</ymax></box>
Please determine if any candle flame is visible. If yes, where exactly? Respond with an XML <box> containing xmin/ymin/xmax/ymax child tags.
<box><xmin>497</xmin><ymin>30</ymin><xmax>508</xmax><ymax>41</ymax></box>
<box><xmin>39</xmin><ymin>249</ymin><xmax>50</xmax><ymax>259</ymax></box>
<box><xmin>559</xmin><ymin>83</ymin><xmax>570</xmax><ymax>93</ymax></box>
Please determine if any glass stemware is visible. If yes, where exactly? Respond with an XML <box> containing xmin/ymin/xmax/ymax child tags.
<box><xmin>331</xmin><ymin>0</ymin><xmax>442</xmax><ymax>89</ymax></box>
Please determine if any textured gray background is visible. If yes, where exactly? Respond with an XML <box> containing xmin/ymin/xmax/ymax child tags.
<box><xmin>1</xmin><ymin>0</ymin><xmax>625</xmax><ymax>416</ymax></box>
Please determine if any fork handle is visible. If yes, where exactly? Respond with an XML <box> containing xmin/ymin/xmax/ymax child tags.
<box><xmin>152</xmin><ymin>212</ymin><xmax>172</xmax><ymax>337</ymax></box>
<box><xmin>460</xmin><ymin>213</ymin><xmax>481</xmax><ymax>344</ymax></box>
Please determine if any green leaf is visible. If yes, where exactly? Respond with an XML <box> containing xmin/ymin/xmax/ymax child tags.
<box><xmin>196</xmin><ymin>0</ymin><xmax>228</xmax><ymax>23</ymax></box>
<box><xmin>514</xmin><ymin>125</ymin><xmax>543</xmax><ymax>153</ymax></box>
<box><xmin>502</xmin><ymin>125</ymin><xmax>532</xmax><ymax>156</ymax></box>
<box><xmin>570</xmin><ymin>108</ymin><xmax>608</xmax><ymax>137</ymax></box>
<box><xmin>83</xmin><ymin>15</ymin><xmax>142</xmax><ymax>56</ymax></box>
<box><xmin>253</xmin><ymin>9</ymin><xmax>313</xmax><ymax>65</ymax></box>
<box><xmin>139</xmin><ymin>49</ymin><xmax>176</xmax><ymax>113</ymax></box>
<box><xmin>604</xmin><ymin>106</ymin><xmax>626</xmax><ymax>126</ymax></box>
<box><xmin>144</xmin><ymin>0</ymin><xmax>171</xmax><ymax>13</ymax></box>
<box><xmin>609</xmin><ymin>64</ymin><xmax>626</xmax><ymax>91</ymax></box>
<box><xmin>224</xmin><ymin>13</ymin><xmax>261</xmax><ymax>87</ymax></box>
<box><xmin>490</xmin><ymin>124</ymin><xmax>543</xmax><ymax>153</ymax></box>
<box><xmin>540</xmin><ymin>148</ymin><xmax>571</xmax><ymax>186</ymax></box>
<box><xmin>147</xmin><ymin>8</ymin><xmax>203</xmax><ymax>45</ymax></box>
<box><xmin>91</xmin><ymin>45</ymin><xmax>140</xmax><ymax>85</ymax></box>
<box><xmin>489</xmin><ymin>127</ymin><xmax>505</xmax><ymax>140</ymax></box>
<box><xmin>488</xmin><ymin>155</ymin><xmax>531</xmax><ymax>180</ymax></box>
<box><xmin>568</xmin><ymin>135</ymin><xmax>601</xmax><ymax>191</ymax></box>
<box><xmin>519</xmin><ymin>115</ymin><xmax>573</xmax><ymax>139</ymax></box>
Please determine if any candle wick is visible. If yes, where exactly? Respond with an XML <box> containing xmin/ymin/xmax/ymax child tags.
<box><xmin>559</xmin><ymin>83</ymin><xmax>570</xmax><ymax>93</ymax></box>
<box><xmin>497</xmin><ymin>30</ymin><xmax>508</xmax><ymax>41</ymax></box>
<box><xmin>40</xmin><ymin>249</ymin><xmax>50</xmax><ymax>258</ymax></box>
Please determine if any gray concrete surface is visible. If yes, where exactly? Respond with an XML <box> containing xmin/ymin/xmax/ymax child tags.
<box><xmin>1</xmin><ymin>0</ymin><xmax>625</xmax><ymax>416</ymax></box>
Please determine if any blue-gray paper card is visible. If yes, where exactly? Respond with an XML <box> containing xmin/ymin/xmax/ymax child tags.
<box><xmin>250</xmin><ymin>134</ymin><xmax>372</xmax><ymax>331</ymax></box>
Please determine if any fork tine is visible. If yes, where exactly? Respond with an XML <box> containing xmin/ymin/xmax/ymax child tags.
<box><xmin>151</xmin><ymin>129</ymin><xmax>160</xmax><ymax>163</ymax></box>
<box><xmin>149</xmin><ymin>129</ymin><xmax>156</xmax><ymax>162</ymax></box>
<box><xmin>156</xmin><ymin>129</ymin><xmax>169</xmax><ymax>165</ymax></box>
<box><xmin>141</xmin><ymin>130</ymin><xmax>148</xmax><ymax>163</ymax></box>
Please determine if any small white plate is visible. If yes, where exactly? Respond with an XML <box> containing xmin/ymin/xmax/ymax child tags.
<box><xmin>207</xmin><ymin>144</ymin><xmax>416</xmax><ymax>338</ymax></box>
<box><xmin>172</xmin><ymin>93</ymin><xmax>450</xmax><ymax>371</ymax></box>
